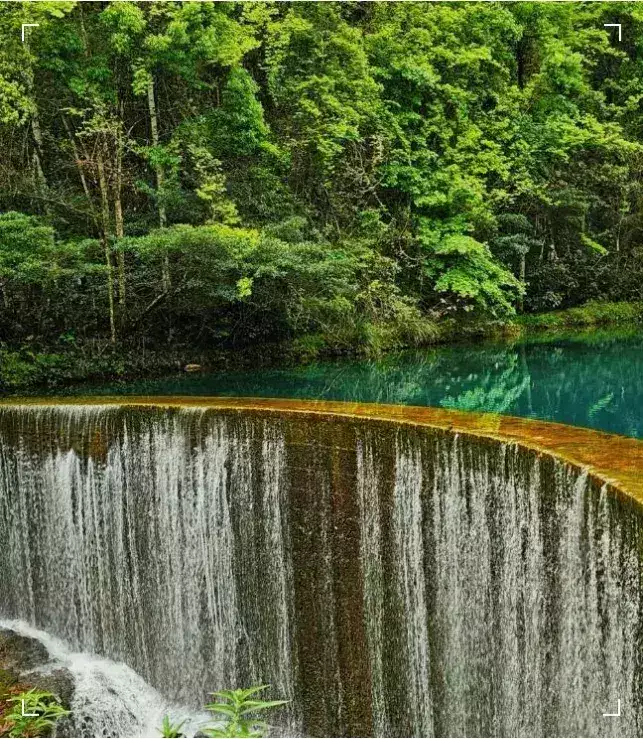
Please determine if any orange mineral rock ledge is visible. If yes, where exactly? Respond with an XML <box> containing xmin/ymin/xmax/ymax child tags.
<box><xmin>3</xmin><ymin>396</ymin><xmax>643</xmax><ymax>505</ymax></box>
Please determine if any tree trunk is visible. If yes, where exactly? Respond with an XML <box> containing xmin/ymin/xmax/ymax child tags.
<box><xmin>24</xmin><ymin>38</ymin><xmax>49</xmax><ymax>212</ymax></box>
<box><xmin>518</xmin><ymin>253</ymin><xmax>526</xmax><ymax>313</ymax></box>
<box><xmin>146</xmin><ymin>75</ymin><xmax>166</xmax><ymax>227</ymax></box>
<box><xmin>31</xmin><ymin>120</ymin><xmax>48</xmax><ymax>202</ymax></box>
<box><xmin>61</xmin><ymin>114</ymin><xmax>98</xmax><ymax>230</ymax></box>
<box><xmin>97</xmin><ymin>139</ymin><xmax>117</xmax><ymax>344</ymax></box>
<box><xmin>114</xmin><ymin>195</ymin><xmax>126</xmax><ymax>306</ymax></box>
<box><xmin>114</xmin><ymin>115</ymin><xmax>126</xmax><ymax>307</ymax></box>
<box><xmin>147</xmin><ymin>74</ymin><xmax>170</xmax><ymax>290</ymax></box>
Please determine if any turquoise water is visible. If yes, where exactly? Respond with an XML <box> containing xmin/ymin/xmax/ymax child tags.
<box><xmin>63</xmin><ymin>329</ymin><xmax>643</xmax><ymax>439</ymax></box>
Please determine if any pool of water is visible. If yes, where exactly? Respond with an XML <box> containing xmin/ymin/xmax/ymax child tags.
<box><xmin>59</xmin><ymin>328</ymin><xmax>643</xmax><ymax>439</ymax></box>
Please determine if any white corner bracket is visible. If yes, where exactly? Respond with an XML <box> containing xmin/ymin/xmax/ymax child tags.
<box><xmin>603</xmin><ymin>699</ymin><xmax>622</xmax><ymax>718</ymax></box>
<box><xmin>21</xmin><ymin>23</ymin><xmax>39</xmax><ymax>44</ymax></box>
<box><xmin>21</xmin><ymin>699</ymin><xmax>38</xmax><ymax>718</ymax></box>
<box><xmin>604</xmin><ymin>23</ymin><xmax>622</xmax><ymax>42</ymax></box>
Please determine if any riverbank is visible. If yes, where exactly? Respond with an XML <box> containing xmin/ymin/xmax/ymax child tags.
<box><xmin>2</xmin><ymin>300</ymin><xmax>642</xmax><ymax>393</ymax></box>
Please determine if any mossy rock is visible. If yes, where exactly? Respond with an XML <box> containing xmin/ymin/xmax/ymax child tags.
<box><xmin>0</xmin><ymin>630</ymin><xmax>49</xmax><ymax>672</ymax></box>
<box><xmin>0</xmin><ymin>666</ymin><xmax>18</xmax><ymax>694</ymax></box>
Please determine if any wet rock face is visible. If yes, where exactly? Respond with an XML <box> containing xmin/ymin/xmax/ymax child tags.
<box><xmin>29</xmin><ymin>668</ymin><xmax>75</xmax><ymax>710</ymax></box>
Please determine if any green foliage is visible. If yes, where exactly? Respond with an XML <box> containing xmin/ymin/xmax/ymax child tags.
<box><xmin>209</xmin><ymin>68</ymin><xmax>270</xmax><ymax>158</ymax></box>
<box><xmin>203</xmin><ymin>685</ymin><xmax>287</xmax><ymax>739</ymax></box>
<box><xmin>0</xmin><ymin>2</ymin><xmax>642</xmax><ymax>388</ymax></box>
<box><xmin>158</xmin><ymin>715</ymin><xmax>186</xmax><ymax>739</ymax></box>
<box><xmin>0</xmin><ymin>212</ymin><xmax>57</xmax><ymax>282</ymax></box>
<box><xmin>3</xmin><ymin>689</ymin><xmax>69</xmax><ymax>738</ymax></box>
<box><xmin>109</xmin><ymin>222</ymin><xmax>434</xmax><ymax>357</ymax></box>
<box><xmin>429</xmin><ymin>234</ymin><xmax>524</xmax><ymax>316</ymax></box>
<box><xmin>0</xmin><ymin>351</ymin><xmax>70</xmax><ymax>390</ymax></box>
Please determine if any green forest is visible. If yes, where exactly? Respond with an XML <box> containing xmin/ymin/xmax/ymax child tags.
<box><xmin>1</xmin><ymin>0</ymin><xmax>643</xmax><ymax>389</ymax></box>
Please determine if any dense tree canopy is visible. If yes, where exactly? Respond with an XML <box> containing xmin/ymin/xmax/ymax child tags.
<box><xmin>1</xmin><ymin>1</ymin><xmax>642</xmax><ymax>385</ymax></box>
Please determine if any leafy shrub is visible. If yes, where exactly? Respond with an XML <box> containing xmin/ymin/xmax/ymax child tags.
<box><xmin>523</xmin><ymin>259</ymin><xmax>582</xmax><ymax>312</ymax></box>
<box><xmin>0</xmin><ymin>350</ymin><xmax>71</xmax><ymax>390</ymax></box>
<box><xmin>122</xmin><ymin>224</ymin><xmax>437</xmax><ymax>356</ymax></box>
<box><xmin>425</xmin><ymin>234</ymin><xmax>524</xmax><ymax>317</ymax></box>
<box><xmin>203</xmin><ymin>685</ymin><xmax>287</xmax><ymax>739</ymax></box>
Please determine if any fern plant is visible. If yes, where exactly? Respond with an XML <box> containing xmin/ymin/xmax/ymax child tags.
<box><xmin>4</xmin><ymin>688</ymin><xmax>70</xmax><ymax>738</ymax></box>
<box><xmin>203</xmin><ymin>685</ymin><xmax>287</xmax><ymax>738</ymax></box>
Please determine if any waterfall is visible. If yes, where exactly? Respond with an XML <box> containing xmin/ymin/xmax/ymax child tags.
<box><xmin>0</xmin><ymin>403</ymin><xmax>641</xmax><ymax>737</ymax></box>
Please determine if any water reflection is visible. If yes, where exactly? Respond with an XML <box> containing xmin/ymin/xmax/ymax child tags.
<box><xmin>61</xmin><ymin>329</ymin><xmax>643</xmax><ymax>439</ymax></box>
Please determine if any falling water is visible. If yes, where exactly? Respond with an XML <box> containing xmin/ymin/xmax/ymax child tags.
<box><xmin>0</xmin><ymin>403</ymin><xmax>641</xmax><ymax>737</ymax></box>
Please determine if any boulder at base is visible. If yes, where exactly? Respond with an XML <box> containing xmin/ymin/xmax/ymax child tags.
<box><xmin>0</xmin><ymin>629</ymin><xmax>74</xmax><ymax>710</ymax></box>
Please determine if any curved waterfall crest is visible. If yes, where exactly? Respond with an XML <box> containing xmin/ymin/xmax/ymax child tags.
<box><xmin>1</xmin><ymin>401</ymin><xmax>642</xmax><ymax>737</ymax></box>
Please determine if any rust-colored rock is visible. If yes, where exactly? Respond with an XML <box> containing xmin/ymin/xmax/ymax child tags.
<box><xmin>3</xmin><ymin>396</ymin><xmax>643</xmax><ymax>505</ymax></box>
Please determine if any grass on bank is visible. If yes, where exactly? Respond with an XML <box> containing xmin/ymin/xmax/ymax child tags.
<box><xmin>515</xmin><ymin>300</ymin><xmax>643</xmax><ymax>331</ymax></box>
<box><xmin>437</xmin><ymin>300</ymin><xmax>643</xmax><ymax>342</ymax></box>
